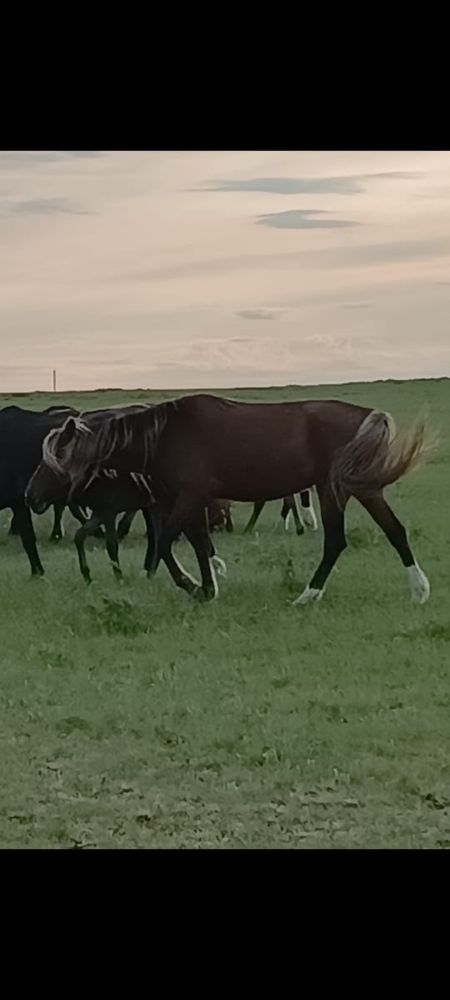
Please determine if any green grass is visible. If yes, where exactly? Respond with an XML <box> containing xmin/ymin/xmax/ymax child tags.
<box><xmin>1</xmin><ymin>377</ymin><xmax>449</xmax><ymax>848</ymax></box>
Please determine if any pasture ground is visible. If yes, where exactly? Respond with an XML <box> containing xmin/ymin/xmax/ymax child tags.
<box><xmin>0</xmin><ymin>378</ymin><xmax>449</xmax><ymax>849</ymax></box>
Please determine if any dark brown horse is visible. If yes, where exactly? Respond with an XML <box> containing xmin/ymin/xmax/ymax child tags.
<box><xmin>26</xmin><ymin>394</ymin><xmax>431</xmax><ymax>604</ymax></box>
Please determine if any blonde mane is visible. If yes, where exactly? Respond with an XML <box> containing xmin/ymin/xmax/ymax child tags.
<box><xmin>41</xmin><ymin>405</ymin><xmax>170</xmax><ymax>484</ymax></box>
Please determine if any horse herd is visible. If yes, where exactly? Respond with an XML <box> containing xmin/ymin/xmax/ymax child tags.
<box><xmin>1</xmin><ymin>392</ymin><xmax>431</xmax><ymax>606</ymax></box>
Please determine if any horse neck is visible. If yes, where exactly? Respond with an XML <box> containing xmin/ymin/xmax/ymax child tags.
<box><xmin>89</xmin><ymin>404</ymin><xmax>168</xmax><ymax>476</ymax></box>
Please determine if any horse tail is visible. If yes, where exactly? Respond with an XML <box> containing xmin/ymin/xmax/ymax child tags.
<box><xmin>329</xmin><ymin>409</ymin><xmax>435</xmax><ymax>509</ymax></box>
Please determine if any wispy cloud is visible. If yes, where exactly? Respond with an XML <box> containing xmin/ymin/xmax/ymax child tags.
<box><xmin>0</xmin><ymin>151</ymin><xmax>102</xmax><ymax>168</ymax></box>
<box><xmin>256</xmin><ymin>209</ymin><xmax>357</xmax><ymax>230</ymax></box>
<box><xmin>341</xmin><ymin>302</ymin><xmax>372</xmax><ymax>310</ymax></box>
<box><xmin>236</xmin><ymin>308</ymin><xmax>283</xmax><ymax>321</ymax></box>
<box><xmin>196</xmin><ymin>172</ymin><xmax>422</xmax><ymax>196</ymax></box>
<box><xmin>122</xmin><ymin>237</ymin><xmax>450</xmax><ymax>284</ymax></box>
<box><xmin>0</xmin><ymin>197</ymin><xmax>91</xmax><ymax>216</ymax></box>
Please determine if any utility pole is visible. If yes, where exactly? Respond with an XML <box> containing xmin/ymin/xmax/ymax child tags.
<box><xmin>52</xmin><ymin>369</ymin><xmax>56</xmax><ymax>392</ymax></box>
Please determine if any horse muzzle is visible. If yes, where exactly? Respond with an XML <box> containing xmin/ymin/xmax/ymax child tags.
<box><xmin>25</xmin><ymin>490</ymin><xmax>49</xmax><ymax>515</ymax></box>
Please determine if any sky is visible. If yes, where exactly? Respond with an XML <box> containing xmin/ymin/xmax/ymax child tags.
<box><xmin>1</xmin><ymin>149</ymin><xmax>450</xmax><ymax>392</ymax></box>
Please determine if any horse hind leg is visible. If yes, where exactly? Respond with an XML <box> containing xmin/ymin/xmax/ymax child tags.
<box><xmin>294</xmin><ymin>487</ymin><xmax>346</xmax><ymax>605</ymax></box>
<box><xmin>357</xmin><ymin>493</ymin><xmax>430</xmax><ymax>604</ymax></box>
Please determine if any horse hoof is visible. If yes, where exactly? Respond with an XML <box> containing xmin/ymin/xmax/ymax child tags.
<box><xmin>407</xmin><ymin>564</ymin><xmax>430</xmax><ymax>604</ymax></box>
<box><xmin>192</xmin><ymin>586</ymin><xmax>216</xmax><ymax>602</ymax></box>
<box><xmin>301</xmin><ymin>510</ymin><xmax>318</xmax><ymax>531</ymax></box>
<box><xmin>293</xmin><ymin>586</ymin><xmax>323</xmax><ymax>606</ymax></box>
<box><xmin>212</xmin><ymin>555</ymin><xmax>227</xmax><ymax>578</ymax></box>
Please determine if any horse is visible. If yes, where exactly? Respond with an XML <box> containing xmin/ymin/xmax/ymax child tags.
<box><xmin>8</xmin><ymin>501</ymin><xmax>84</xmax><ymax>542</ymax></box>
<box><xmin>6</xmin><ymin>403</ymin><xmax>92</xmax><ymax>543</ymax></box>
<box><xmin>116</xmin><ymin>496</ymin><xmax>234</xmax><ymax>541</ymax></box>
<box><xmin>243</xmin><ymin>491</ymin><xmax>318</xmax><ymax>535</ymax></box>
<box><xmin>26</xmin><ymin>393</ymin><xmax>431</xmax><ymax>604</ymax></box>
<box><xmin>26</xmin><ymin>403</ymin><xmax>227</xmax><ymax>596</ymax></box>
<box><xmin>26</xmin><ymin>464</ymin><xmax>226</xmax><ymax>590</ymax></box>
<box><xmin>0</xmin><ymin>404</ymin><xmax>88</xmax><ymax>575</ymax></box>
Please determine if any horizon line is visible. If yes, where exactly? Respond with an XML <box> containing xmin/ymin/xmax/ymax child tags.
<box><xmin>0</xmin><ymin>373</ymin><xmax>449</xmax><ymax>397</ymax></box>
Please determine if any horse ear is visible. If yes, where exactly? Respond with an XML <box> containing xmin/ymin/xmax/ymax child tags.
<box><xmin>59</xmin><ymin>416</ymin><xmax>77</xmax><ymax>446</ymax></box>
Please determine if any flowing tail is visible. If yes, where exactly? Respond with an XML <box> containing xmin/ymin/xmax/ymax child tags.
<box><xmin>329</xmin><ymin>410</ymin><xmax>435</xmax><ymax>509</ymax></box>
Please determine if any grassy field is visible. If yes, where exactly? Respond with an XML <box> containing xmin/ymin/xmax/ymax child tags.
<box><xmin>1</xmin><ymin>377</ymin><xmax>449</xmax><ymax>849</ymax></box>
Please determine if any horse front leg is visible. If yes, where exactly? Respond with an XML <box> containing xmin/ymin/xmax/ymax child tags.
<box><xmin>103</xmin><ymin>510</ymin><xmax>123</xmax><ymax>581</ymax></box>
<box><xmin>14</xmin><ymin>502</ymin><xmax>44</xmax><ymax>576</ymax></box>
<box><xmin>117</xmin><ymin>510</ymin><xmax>136</xmax><ymax>541</ymax></box>
<box><xmin>183</xmin><ymin>508</ymin><xmax>219</xmax><ymax>601</ymax></box>
<box><xmin>157</xmin><ymin>494</ymin><xmax>218</xmax><ymax>601</ymax></box>
<box><xmin>74</xmin><ymin>513</ymin><xmax>104</xmax><ymax>584</ymax></box>
<box><xmin>142</xmin><ymin>506</ymin><xmax>199</xmax><ymax>594</ymax></box>
<box><xmin>49</xmin><ymin>503</ymin><xmax>65</xmax><ymax>542</ymax></box>
<box><xmin>282</xmin><ymin>495</ymin><xmax>304</xmax><ymax>535</ymax></box>
<box><xmin>9</xmin><ymin>508</ymin><xmax>21</xmax><ymax>536</ymax></box>
<box><xmin>243</xmin><ymin>500</ymin><xmax>265</xmax><ymax>534</ymax></box>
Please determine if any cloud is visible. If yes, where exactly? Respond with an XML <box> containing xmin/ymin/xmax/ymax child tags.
<box><xmin>236</xmin><ymin>308</ymin><xmax>283</xmax><ymax>321</ymax></box>
<box><xmin>0</xmin><ymin>197</ymin><xmax>91</xmax><ymax>216</ymax></box>
<box><xmin>341</xmin><ymin>302</ymin><xmax>372</xmax><ymax>310</ymax></box>
<box><xmin>0</xmin><ymin>151</ymin><xmax>102</xmax><ymax>168</ymax></box>
<box><xmin>196</xmin><ymin>172</ymin><xmax>422</xmax><ymax>196</ymax></box>
<box><xmin>256</xmin><ymin>209</ymin><xmax>357</xmax><ymax>230</ymax></box>
<box><xmin>122</xmin><ymin>237</ymin><xmax>450</xmax><ymax>284</ymax></box>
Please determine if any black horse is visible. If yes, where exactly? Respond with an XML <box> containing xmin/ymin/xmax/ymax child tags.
<box><xmin>0</xmin><ymin>404</ymin><xmax>87</xmax><ymax>575</ymax></box>
<box><xmin>116</xmin><ymin>496</ymin><xmax>234</xmax><ymax>541</ymax></box>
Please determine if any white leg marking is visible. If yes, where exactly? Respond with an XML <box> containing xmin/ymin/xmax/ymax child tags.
<box><xmin>212</xmin><ymin>554</ymin><xmax>227</xmax><ymax>578</ymax></box>
<box><xmin>173</xmin><ymin>558</ymin><xmax>200</xmax><ymax>587</ymax></box>
<box><xmin>300</xmin><ymin>505</ymin><xmax>318</xmax><ymax>531</ymax></box>
<box><xmin>407</xmin><ymin>563</ymin><xmax>430</xmax><ymax>604</ymax></box>
<box><xmin>284</xmin><ymin>510</ymin><xmax>293</xmax><ymax>532</ymax></box>
<box><xmin>293</xmin><ymin>585</ymin><xmax>324</xmax><ymax>606</ymax></box>
<box><xmin>209</xmin><ymin>558</ymin><xmax>219</xmax><ymax>599</ymax></box>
